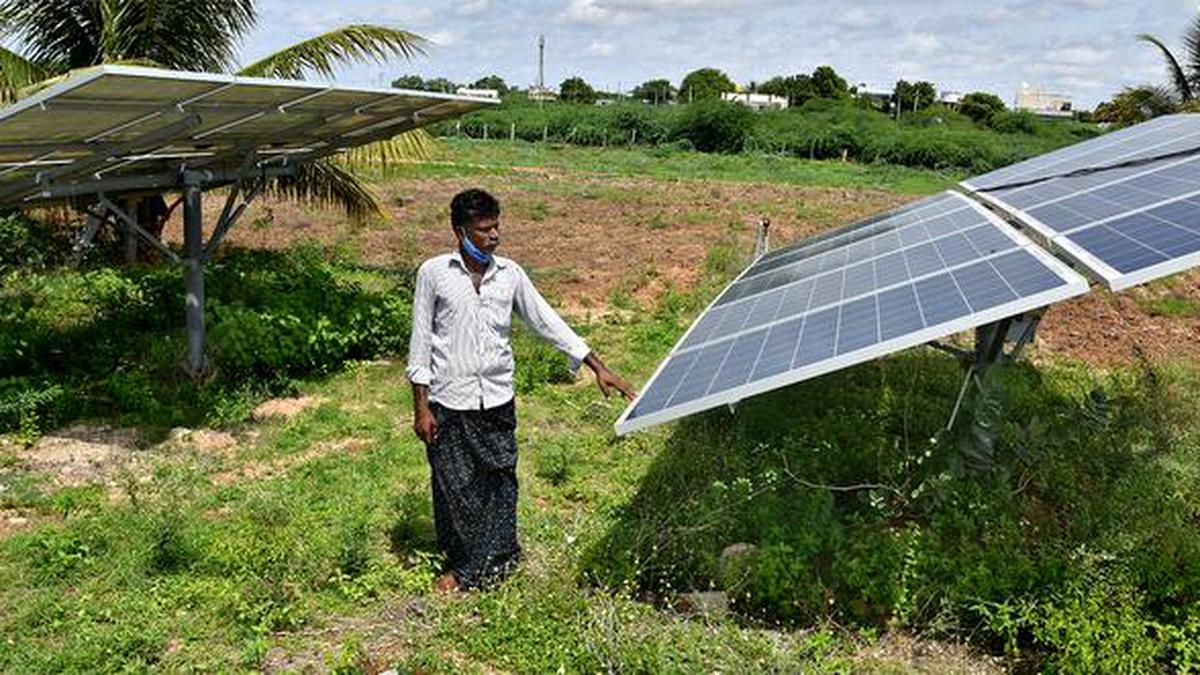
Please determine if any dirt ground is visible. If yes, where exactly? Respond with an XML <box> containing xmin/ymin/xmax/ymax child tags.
<box><xmin>180</xmin><ymin>164</ymin><xmax>1200</xmax><ymax>368</ymax></box>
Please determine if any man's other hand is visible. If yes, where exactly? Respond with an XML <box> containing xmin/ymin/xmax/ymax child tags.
<box><xmin>584</xmin><ymin>353</ymin><xmax>636</xmax><ymax>401</ymax></box>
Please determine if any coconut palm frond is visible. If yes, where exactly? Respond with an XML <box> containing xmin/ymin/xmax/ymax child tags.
<box><xmin>1138</xmin><ymin>32</ymin><xmax>1193</xmax><ymax>101</ymax></box>
<box><xmin>104</xmin><ymin>0</ymin><xmax>256</xmax><ymax>71</ymax></box>
<box><xmin>333</xmin><ymin>130</ymin><xmax>438</xmax><ymax>172</ymax></box>
<box><xmin>0</xmin><ymin>0</ymin><xmax>104</xmax><ymax>71</ymax></box>
<box><xmin>267</xmin><ymin>159</ymin><xmax>385</xmax><ymax>223</ymax></box>
<box><xmin>238</xmin><ymin>25</ymin><xmax>427</xmax><ymax>80</ymax></box>
<box><xmin>0</xmin><ymin>46</ymin><xmax>50</xmax><ymax>102</ymax></box>
<box><xmin>1184</xmin><ymin>15</ymin><xmax>1200</xmax><ymax>90</ymax></box>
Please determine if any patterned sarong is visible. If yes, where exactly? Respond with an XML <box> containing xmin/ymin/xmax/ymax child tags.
<box><xmin>427</xmin><ymin>399</ymin><xmax>521</xmax><ymax>589</ymax></box>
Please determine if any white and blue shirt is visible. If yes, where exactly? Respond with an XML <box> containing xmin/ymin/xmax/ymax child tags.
<box><xmin>406</xmin><ymin>251</ymin><xmax>590</xmax><ymax>411</ymax></box>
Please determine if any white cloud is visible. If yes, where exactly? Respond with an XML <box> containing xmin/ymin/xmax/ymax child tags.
<box><xmin>426</xmin><ymin>30</ymin><xmax>463</xmax><ymax>47</ymax></box>
<box><xmin>585</xmin><ymin>41</ymin><xmax>615</xmax><ymax>56</ymax></box>
<box><xmin>1047</xmin><ymin>45</ymin><xmax>1113</xmax><ymax>67</ymax></box>
<box><xmin>901</xmin><ymin>32</ymin><xmax>939</xmax><ymax>55</ymax></box>
<box><xmin>834</xmin><ymin>8</ymin><xmax>889</xmax><ymax>30</ymax></box>
<box><xmin>458</xmin><ymin>0</ymin><xmax>490</xmax><ymax>15</ymax></box>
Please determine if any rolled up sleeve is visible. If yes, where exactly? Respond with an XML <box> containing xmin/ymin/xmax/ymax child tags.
<box><xmin>405</xmin><ymin>262</ymin><xmax>435</xmax><ymax>386</ymax></box>
<box><xmin>512</xmin><ymin>264</ymin><xmax>590</xmax><ymax>370</ymax></box>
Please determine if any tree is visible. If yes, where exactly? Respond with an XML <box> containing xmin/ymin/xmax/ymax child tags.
<box><xmin>559</xmin><ymin>76</ymin><xmax>597</xmax><ymax>103</ymax></box>
<box><xmin>1094</xmin><ymin>86</ymin><xmax>1179</xmax><ymax>126</ymax></box>
<box><xmin>471</xmin><ymin>75</ymin><xmax>509</xmax><ymax>95</ymax></box>
<box><xmin>671</xmin><ymin>98</ymin><xmax>754</xmax><ymax>153</ymax></box>
<box><xmin>810</xmin><ymin>65</ymin><xmax>849</xmax><ymax>99</ymax></box>
<box><xmin>1137</xmin><ymin>15</ymin><xmax>1200</xmax><ymax>102</ymax></box>
<box><xmin>959</xmin><ymin>91</ymin><xmax>1007</xmax><ymax>123</ymax></box>
<box><xmin>0</xmin><ymin>1</ymin><xmax>428</xmax><ymax>223</ymax></box>
<box><xmin>392</xmin><ymin>74</ymin><xmax>427</xmax><ymax>89</ymax></box>
<box><xmin>758</xmin><ymin>74</ymin><xmax>815</xmax><ymax>107</ymax></box>
<box><xmin>893</xmin><ymin>80</ymin><xmax>937</xmax><ymax>113</ymax></box>
<box><xmin>679</xmin><ymin>68</ymin><xmax>736</xmax><ymax>102</ymax></box>
<box><xmin>632</xmin><ymin>78</ymin><xmax>675</xmax><ymax>104</ymax></box>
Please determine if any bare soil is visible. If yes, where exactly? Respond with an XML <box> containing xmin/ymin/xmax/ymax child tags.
<box><xmin>179</xmin><ymin>164</ymin><xmax>1200</xmax><ymax>367</ymax></box>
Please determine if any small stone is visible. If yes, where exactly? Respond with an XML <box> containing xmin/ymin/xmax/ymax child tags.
<box><xmin>718</xmin><ymin>542</ymin><xmax>757</xmax><ymax>578</ymax></box>
<box><xmin>7</xmin><ymin>516</ymin><xmax>28</xmax><ymax>526</ymax></box>
<box><xmin>674</xmin><ymin>590</ymin><xmax>728</xmax><ymax>616</ymax></box>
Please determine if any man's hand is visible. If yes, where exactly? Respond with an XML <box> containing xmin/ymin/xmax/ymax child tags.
<box><xmin>414</xmin><ymin>406</ymin><xmax>438</xmax><ymax>445</ymax></box>
<box><xmin>584</xmin><ymin>353</ymin><xmax>637</xmax><ymax>401</ymax></box>
<box><xmin>412</xmin><ymin>384</ymin><xmax>438</xmax><ymax>445</ymax></box>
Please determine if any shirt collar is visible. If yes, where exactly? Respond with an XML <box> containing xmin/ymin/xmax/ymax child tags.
<box><xmin>448</xmin><ymin>249</ymin><xmax>508</xmax><ymax>272</ymax></box>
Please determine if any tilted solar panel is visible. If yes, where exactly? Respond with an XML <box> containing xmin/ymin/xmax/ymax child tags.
<box><xmin>614</xmin><ymin>191</ymin><xmax>1088</xmax><ymax>435</ymax></box>
<box><xmin>0</xmin><ymin>65</ymin><xmax>496</xmax><ymax>205</ymax></box>
<box><xmin>964</xmin><ymin>114</ymin><xmax>1200</xmax><ymax>290</ymax></box>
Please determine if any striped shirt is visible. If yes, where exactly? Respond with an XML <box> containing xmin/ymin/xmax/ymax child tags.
<box><xmin>406</xmin><ymin>251</ymin><xmax>590</xmax><ymax>411</ymax></box>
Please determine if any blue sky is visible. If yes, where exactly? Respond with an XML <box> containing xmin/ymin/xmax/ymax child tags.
<box><xmin>243</xmin><ymin>0</ymin><xmax>1200</xmax><ymax>108</ymax></box>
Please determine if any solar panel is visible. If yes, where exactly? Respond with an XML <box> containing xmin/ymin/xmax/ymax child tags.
<box><xmin>0</xmin><ymin>65</ymin><xmax>496</xmax><ymax>205</ymax></box>
<box><xmin>963</xmin><ymin>114</ymin><xmax>1200</xmax><ymax>290</ymax></box>
<box><xmin>615</xmin><ymin>191</ymin><xmax>1088</xmax><ymax>435</ymax></box>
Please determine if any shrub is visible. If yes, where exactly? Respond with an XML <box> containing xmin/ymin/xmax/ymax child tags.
<box><xmin>988</xmin><ymin>110</ymin><xmax>1040</xmax><ymax>135</ymax></box>
<box><xmin>671</xmin><ymin>99</ymin><xmax>755</xmax><ymax>153</ymax></box>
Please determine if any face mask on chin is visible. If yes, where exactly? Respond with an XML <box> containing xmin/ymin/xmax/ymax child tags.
<box><xmin>458</xmin><ymin>228</ymin><xmax>493</xmax><ymax>266</ymax></box>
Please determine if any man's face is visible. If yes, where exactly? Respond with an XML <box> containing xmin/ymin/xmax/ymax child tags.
<box><xmin>458</xmin><ymin>215</ymin><xmax>501</xmax><ymax>254</ymax></box>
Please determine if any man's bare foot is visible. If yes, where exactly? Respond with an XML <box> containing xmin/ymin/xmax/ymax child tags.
<box><xmin>435</xmin><ymin>572</ymin><xmax>459</xmax><ymax>594</ymax></box>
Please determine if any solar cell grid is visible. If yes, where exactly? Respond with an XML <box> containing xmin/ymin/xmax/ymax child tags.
<box><xmin>617</xmin><ymin>192</ymin><xmax>1089</xmax><ymax>435</ymax></box>
<box><xmin>965</xmin><ymin>114</ymin><xmax>1200</xmax><ymax>291</ymax></box>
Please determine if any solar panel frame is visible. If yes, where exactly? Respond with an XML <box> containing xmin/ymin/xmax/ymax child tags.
<box><xmin>614</xmin><ymin>192</ymin><xmax>1089</xmax><ymax>435</ymax></box>
<box><xmin>0</xmin><ymin>65</ymin><xmax>497</xmax><ymax>205</ymax></box>
<box><xmin>965</xmin><ymin>116</ymin><xmax>1200</xmax><ymax>291</ymax></box>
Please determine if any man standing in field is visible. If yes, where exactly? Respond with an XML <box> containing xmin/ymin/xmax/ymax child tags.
<box><xmin>407</xmin><ymin>188</ymin><xmax>635</xmax><ymax>592</ymax></box>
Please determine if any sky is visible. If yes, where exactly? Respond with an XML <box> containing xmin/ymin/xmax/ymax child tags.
<box><xmin>242</xmin><ymin>0</ymin><xmax>1200</xmax><ymax>109</ymax></box>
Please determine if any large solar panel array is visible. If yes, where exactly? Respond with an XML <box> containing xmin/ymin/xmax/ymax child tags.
<box><xmin>0</xmin><ymin>65</ymin><xmax>496</xmax><ymax>205</ymax></box>
<box><xmin>614</xmin><ymin>191</ymin><xmax>1089</xmax><ymax>435</ymax></box>
<box><xmin>964</xmin><ymin>114</ymin><xmax>1200</xmax><ymax>290</ymax></box>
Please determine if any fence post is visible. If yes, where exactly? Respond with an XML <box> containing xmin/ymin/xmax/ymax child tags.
<box><xmin>483</xmin><ymin>124</ymin><xmax>489</xmax><ymax>141</ymax></box>
<box><xmin>456</xmin><ymin>121</ymin><xmax>461</xmax><ymax>138</ymax></box>
<box><xmin>510</xmin><ymin>122</ymin><xmax>516</xmax><ymax>143</ymax></box>
<box><xmin>543</xmin><ymin>125</ymin><xmax>548</xmax><ymax>143</ymax></box>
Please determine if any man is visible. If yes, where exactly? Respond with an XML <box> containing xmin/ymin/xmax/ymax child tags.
<box><xmin>407</xmin><ymin>188</ymin><xmax>635</xmax><ymax>592</ymax></box>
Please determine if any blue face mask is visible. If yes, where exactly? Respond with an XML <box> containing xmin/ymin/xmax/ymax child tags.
<box><xmin>458</xmin><ymin>228</ymin><xmax>493</xmax><ymax>266</ymax></box>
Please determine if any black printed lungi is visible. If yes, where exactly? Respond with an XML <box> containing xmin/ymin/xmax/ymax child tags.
<box><xmin>426</xmin><ymin>399</ymin><xmax>521</xmax><ymax>589</ymax></box>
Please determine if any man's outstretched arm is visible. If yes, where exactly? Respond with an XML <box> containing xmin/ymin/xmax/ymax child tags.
<box><xmin>513</xmin><ymin>264</ymin><xmax>636</xmax><ymax>400</ymax></box>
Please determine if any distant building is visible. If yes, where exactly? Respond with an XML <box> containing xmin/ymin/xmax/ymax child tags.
<box><xmin>855</xmin><ymin>83</ymin><xmax>893</xmax><ymax>112</ymax></box>
<box><xmin>938</xmin><ymin>90</ymin><xmax>964</xmax><ymax>108</ymax></box>
<box><xmin>595</xmin><ymin>98</ymin><xmax>618</xmax><ymax>106</ymax></box>
<box><xmin>721</xmin><ymin>92</ymin><xmax>788</xmax><ymax>110</ymax></box>
<box><xmin>455</xmin><ymin>87</ymin><xmax>500</xmax><ymax>100</ymax></box>
<box><xmin>1016</xmin><ymin>85</ymin><xmax>1073</xmax><ymax>118</ymax></box>
<box><xmin>528</xmin><ymin>86</ymin><xmax>557</xmax><ymax>102</ymax></box>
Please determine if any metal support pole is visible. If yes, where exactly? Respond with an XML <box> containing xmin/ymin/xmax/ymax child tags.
<box><xmin>183</xmin><ymin>182</ymin><xmax>207</xmax><ymax>376</ymax></box>
<box><xmin>123</xmin><ymin>197</ymin><xmax>139</xmax><ymax>263</ymax></box>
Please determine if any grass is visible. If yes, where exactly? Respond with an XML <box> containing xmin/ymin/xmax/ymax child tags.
<box><xmin>410</xmin><ymin>138</ymin><xmax>960</xmax><ymax>195</ymax></box>
<box><xmin>3</xmin><ymin>139</ymin><xmax>1200</xmax><ymax>672</ymax></box>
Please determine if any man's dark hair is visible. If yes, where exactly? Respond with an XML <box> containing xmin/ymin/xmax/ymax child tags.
<box><xmin>450</xmin><ymin>189</ymin><xmax>500</xmax><ymax>232</ymax></box>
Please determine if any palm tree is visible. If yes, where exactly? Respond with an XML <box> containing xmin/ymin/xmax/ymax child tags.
<box><xmin>1137</xmin><ymin>15</ymin><xmax>1200</xmax><ymax>103</ymax></box>
<box><xmin>0</xmin><ymin>0</ymin><xmax>432</xmax><ymax>222</ymax></box>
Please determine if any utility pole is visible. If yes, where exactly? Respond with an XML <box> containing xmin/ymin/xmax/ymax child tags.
<box><xmin>537</xmin><ymin>34</ymin><xmax>546</xmax><ymax>109</ymax></box>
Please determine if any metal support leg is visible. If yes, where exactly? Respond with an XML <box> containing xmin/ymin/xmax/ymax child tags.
<box><xmin>68</xmin><ymin>212</ymin><xmax>104</xmax><ymax>267</ymax></box>
<box><xmin>183</xmin><ymin>183</ymin><xmax>207</xmax><ymax>376</ymax></box>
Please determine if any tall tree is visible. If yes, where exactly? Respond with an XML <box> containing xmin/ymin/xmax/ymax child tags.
<box><xmin>1137</xmin><ymin>15</ymin><xmax>1200</xmax><ymax>102</ymax></box>
<box><xmin>958</xmin><ymin>91</ymin><xmax>1007</xmax><ymax>123</ymax></box>
<box><xmin>758</xmin><ymin>74</ymin><xmax>815</xmax><ymax>107</ymax></box>
<box><xmin>632</xmin><ymin>78</ymin><xmax>675</xmax><ymax>104</ymax></box>
<box><xmin>559</xmin><ymin>76</ymin><xmax>597</xmax><ymax>103</ymax></box>
<box><xmin>810</xmin><ymin>65</ymin><xmax>849</xmax><ymax>99</ymax></box>
<box><xmin>471</xmin><ymin>75</ymin><xmax>509</xmax><ymax>95</ymax></box>
<box><xmin>0</xmin><ymin>0</ymin><xmax>429</xmax><ymax>222</ymax></box>
<box><xmin>893</xmin><ymin>79</ymin><xmax>937</xmax><ymax>112</ymax></box>
<box><xmin>679</xmin><ymin>68</ymin><xmax>736</xmax><ymax>102</ymax></box>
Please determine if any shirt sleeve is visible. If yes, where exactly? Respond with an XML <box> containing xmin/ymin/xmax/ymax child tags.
<box><xmin>512</xmin><ymin>264</ymin><xmax>591</xmax><ymax>371</ymax></box>
<box><xmin>405</xmin><ymin>262</ymin><xmax>435</xmax><ymax>386</ymax></box>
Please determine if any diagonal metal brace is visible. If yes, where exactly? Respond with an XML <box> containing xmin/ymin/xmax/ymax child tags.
<box><xmin>67</xmin><ymin>212</ymin><xmax>106</xmax><ymax>267</ymax></box>
<box><xmin>203</xmin><ymin>173</ymin><xmax>266</xmax><ymax>261</ymax></box>
<box><xmin>96</xmin><ymin>194</ymin><xmax>182</xmax><ymax>264</ymax></box>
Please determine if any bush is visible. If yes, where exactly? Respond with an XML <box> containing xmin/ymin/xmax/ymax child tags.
<box><xmin>0</xmin><ymin>246</ymin><xmax>415</xmax><ymax>432</ymax></box>
<box><xmin>988</xmin><ymin>110</ymin><xmax>1040</xmax><ymax>135</ymax></box>
<box><xmin>671</xmin><ymin>99</ymin><xmax>755</xmax><ymax>153</ymax></box>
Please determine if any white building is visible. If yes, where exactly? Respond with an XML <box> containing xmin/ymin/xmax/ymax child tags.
<box><xmin>721</xmin><ymin>92</ymin><xmax>788</xmax><ymax>110</ymax></box>
<box><xmin>938</xmin><ymin>90</ymin><xmax>965</xmax><ymax>107</ymax></box>
<box><xmin>455</xmin><ymin>88</ymin><xmax>500</xmax><ymax>100</ymax></box>
<box><xmin>1016</xmin><ymin>85</ymin><xmax>1073</xmax><ymax>118</ymax></box>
